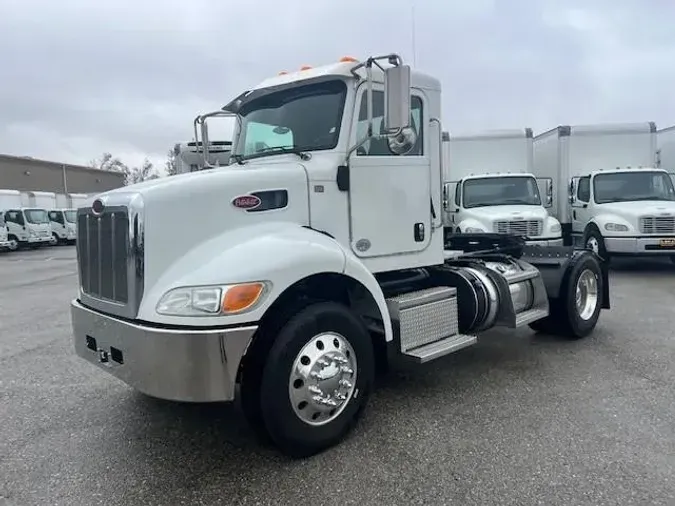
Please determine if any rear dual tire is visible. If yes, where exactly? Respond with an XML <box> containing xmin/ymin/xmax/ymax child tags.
<box><xmin>529</xmin><ymin>252</ymin><xmax>603</xmax><ymax>339</ymax></box>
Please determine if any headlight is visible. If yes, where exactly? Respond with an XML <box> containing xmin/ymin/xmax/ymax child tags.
<box><xmin>156</xmin><ymin>282</ymin><xmax>268</xmax><ymax>316</ymax></box>
<box><xmin>464</xmin><ymin>227</ymin><xmax>485</xmax><ymax>233</ymax></box>
<box><xmin>550</xmin><ymin>223</ymin><xmax>561</xmax><ymax>234</ymax></box>
<box><xmin>604</xmin><ymin>222</ymin><xmax>629</xmax><ymax>232</ymax></box>
<box><xmin>29</xmin><ymin>230</ymin><xmax>36</xmax><ymax>237</ymax></box>
<box><xmin>509</xmin><ymin>281</ymin><xmax>534</xmax><ymax>313</ymax></box>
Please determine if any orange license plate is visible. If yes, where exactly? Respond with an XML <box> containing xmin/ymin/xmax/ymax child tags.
<box><xmin>659</xmin><ymin>239</ymin><xmax>675</xmax><ymax>247</ymax></box>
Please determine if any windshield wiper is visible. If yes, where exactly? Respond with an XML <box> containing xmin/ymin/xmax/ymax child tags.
<box><xmin>239</xmin><ymin>145</ymin><xmax>311</xmax><ymax>162</ymax></box>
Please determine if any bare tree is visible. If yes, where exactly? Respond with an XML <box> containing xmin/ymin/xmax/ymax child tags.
<box><xmin>165</xmin><ymin>144</ymin><xmax>180</xmax><ymax>176</ymax></box>
<box><xmin>126</xmin><ymin>158</ymin><xmax>159</xmax><ymax>185</ymax></box>
<box><xmin>91</xmin><ymin>153</ymin><xmax>159</xmax><ymax>185</ymax></box>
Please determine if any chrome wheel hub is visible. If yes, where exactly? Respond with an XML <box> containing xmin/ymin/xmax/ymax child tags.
<box><xmin>289</xmin><ymin>332</ymin><xmax>357</xmax><ymax>426</ymax></box>
<box><xmin>575</xmin><ymin>269</ymin><xmax>599</xmax><ymax>321</ymax></box>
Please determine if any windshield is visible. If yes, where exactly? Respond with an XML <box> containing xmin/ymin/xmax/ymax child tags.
<box><xmin>593</xmin><ymin>171</ymin><xmax>675</xmax><ymax>204</ymax></box>
<box><xmin>24</xmin><ymin>209</ymin><xmax>49</xmax><ymax>224</ymax></box>
<box><xmin>462</xmin><ymin>176</ymin><xmax>542</xmax><ymax>208</ymax></box>
<box><xmin>64</xmin><ymin>210</ymin><xmax>77</xmax><ymax>223</ymax></box>
<box><xmin>232</xmin><ymin>79</ymin><xmax>347</xmax><ymax>161</ymax></box>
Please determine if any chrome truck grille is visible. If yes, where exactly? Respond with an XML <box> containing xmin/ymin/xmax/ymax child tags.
<box><xmin>639</xmin><ymin>216</ymin><xmax>675</xmax><ymax>234</ymax></box>
<box><xmin>494</xmin><ymin>219</ymin><xmax>542</xmax><ymax>237</ymax></box>
<box><xmin>76</xmin><ymin>194</ymin><xmax>145</xmax><ymax>319</ymax></box>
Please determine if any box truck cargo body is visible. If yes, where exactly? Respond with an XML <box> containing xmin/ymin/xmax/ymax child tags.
<box><xmin>442</xmin><ymin>129</ymin><xmax>562</xmax><ymax>245</ymax></box>
<box><xmin>533</xmin><ymin>122</ymin><xmax>675</xmax><ymax>260</ymax></box>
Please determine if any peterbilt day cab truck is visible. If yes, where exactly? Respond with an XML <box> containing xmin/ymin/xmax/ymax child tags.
<box><xmin>533</xmin><ymin>122</ymin><xmax>675</xmax><ymax>262</ymax></box>
<box><xmin>0</xmin><ymin>189</ymin><xmax>52</xmax><ymax>250</ymax></box>
<box><xmin>441</xmin><ymin>129</ymin><xmax>562</xmax><ymax>245</ymax></box>
<box><xmin>70</xmin><ymin>54</ymin><xmax>610</xmax><ymax>458</ymax></box>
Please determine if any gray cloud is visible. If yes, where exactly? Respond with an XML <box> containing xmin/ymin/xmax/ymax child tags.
<box><xmin>1</xmin><ymin>0</ymin><xmax>674</xmax><ymax>170</ymax></box>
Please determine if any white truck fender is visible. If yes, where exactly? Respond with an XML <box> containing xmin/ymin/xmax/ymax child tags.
<box><xmin>139</xmin><ymin>223</ymin><xmax>392</xmax><ymax>341</ymax></box>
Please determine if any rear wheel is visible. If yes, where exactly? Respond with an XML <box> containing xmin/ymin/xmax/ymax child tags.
<box><xmin>529</xmin><ymin>253</ymin><xmax>603</xmax><ymax>339</ymax></box>
<box><xmin>254</xmin><ymin>301</ymin><xmax>375</xmax><ymax>458</ymax></box>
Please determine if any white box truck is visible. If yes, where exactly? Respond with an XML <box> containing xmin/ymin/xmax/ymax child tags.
<box><xmin>657</xmin><ymin>125</ymin><xmax>675</xmax><ymax>177</ymax></box>
<box><xmin>50</xmin><ymin>193</ymin><xmax>93</xmax><ymax>244</ymax></box>
<box><xmin>70</xmin><ymin>54</ymin><xmax>612</xmax><ymax>458</ymax></box>
<box><xmin>441</xmin><ymin>129</ymin><xmax>562</xmax><ymax>246</ymax></box>
<box><xmin>0</xmin><ymin>189</ymin><xmax>52</xmax><ymax>250</ymax></box>
<box><xmin>0</xmin><ymin>212</ymin><xmax>11</xmax><ymax>251</ymax></box>
<box><xmin>533</xmin><ymin>122</ymin><xmax>675</xmax><ymax>261</ymax></box>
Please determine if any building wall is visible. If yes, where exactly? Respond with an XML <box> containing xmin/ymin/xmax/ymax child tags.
<box><xmin>0</xmin><ymin>154</ymin><xmax>125</xmax><ymax>193</ymax></box>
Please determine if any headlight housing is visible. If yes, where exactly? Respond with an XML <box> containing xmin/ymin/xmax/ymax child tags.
<box><xmin>550</xmin><ymin>222</ymin><xmax>561</xmax><ymax>234</ymax></box>
<box><xmin>156</xmin><ymin>282</ymin><xmax>268</xmax><ymax>317</ymax></box>
<box><xmin>464</xmin><ymin>226</ymin><xmax>485</xmax><ymax>233</ymax></box>
<box><xmin>604</xmin><ymin>222</ymin><xmax>629</xmax><ymax>232</ymax></box>
<box><xmin>509</xmin><ymin>281</ymin><xmax>534</xmax><ymax>313</ymax></box>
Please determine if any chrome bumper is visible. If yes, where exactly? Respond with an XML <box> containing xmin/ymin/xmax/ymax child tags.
<box><xmin>525</xmin><ymin>238</ymin><xmax>564</xmax><ymax>247</ymax></box>
<box><xmin>70</xmin><ymin>299</ymin><xmax>258</xmax><ymax>402</ymax></box>
<box><xmin>605</xmin><ymin>236</ymin><xmax>675</xmax><ymax>255</ymax></box>
<box><xmin>0</xmin><ymin>240</ymin><xmax>10</xmax><ymax>249</ymax></box>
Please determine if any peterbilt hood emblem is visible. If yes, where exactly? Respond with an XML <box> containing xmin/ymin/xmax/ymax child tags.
<box><xmin>231</xmin><ymin>195</ymin><xmax>261</xmax><ymax>210</ymax></box>
<box><xmin>91</xmin><ymin>198</ymin><xmax>105</xmax><ymax>215</ymax></box>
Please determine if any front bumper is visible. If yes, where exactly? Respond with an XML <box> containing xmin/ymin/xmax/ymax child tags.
<box><xmin>0</xmin><ymin>240</ymin><xmax>10</xmax><ymax>249</ymax></box>
<box><xmin>71</xmin><ymin>299</ymin><xmax>258</xmax><ymax>402</ymax></box>
<box><xmin>605</xmin><ymin>236</ymin><xmax>675</xmax><ymax>255</ymax></box>
<box><xmin>26</xmin><ymin>235</ymin><xmax>51</xmax><ymax>244</ymax></box>
<box><xmin>525</xmin><ymin>237</ymin><xmax>564</xmax><ymax>247</ymax></box>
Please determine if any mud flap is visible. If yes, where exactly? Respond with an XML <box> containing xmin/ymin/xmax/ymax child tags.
<box><xmin>519</xmin><ymin>245</ymin><xmax>610</xmax><ymax>310</ymax></box>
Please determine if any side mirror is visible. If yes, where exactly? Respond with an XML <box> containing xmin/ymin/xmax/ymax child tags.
<box><xmin>383</xmin><ymin>64</ymin><xmax>411</xmax><ymax>134</ymax></box>
<box><xmin>546</xmin><ymin>180</ymin><xmax>553</xmax><ymax>208</ymax></box>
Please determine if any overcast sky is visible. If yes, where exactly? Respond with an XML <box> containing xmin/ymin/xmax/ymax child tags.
<box><xmin>1</xmin><ymin>0</ymin><xmax>674</xmax><ymax>172</ymax></box>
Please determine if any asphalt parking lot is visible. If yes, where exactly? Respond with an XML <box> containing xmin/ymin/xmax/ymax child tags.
<box><xmin>1</xmin><ymin>246</ymin><xmax>674</xmax><ymax>506</ymax></box>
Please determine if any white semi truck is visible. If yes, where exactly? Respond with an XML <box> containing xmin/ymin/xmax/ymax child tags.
<box><xmin>441</xmin><ymin>129</ymin><xmax>562</xmax><ymax>246</ymax></box>
<box><xmin>70</xmin><ymin>54</ymin><xmax>611</xmax><ymax>458</ymax></box>
<box><xmin>175</xmin><ymin>140</ymin><xmax>232</xmax><ymax>173</ymax></box>
<box><xmin>533</xmin><ymin>122</ymin><xmax>675</xmax><ymax>261</ymax></box>
<box><xmin>0</xmin><ymin>189</ymin><xmax>52</xmax><ymax>250</ymax></box>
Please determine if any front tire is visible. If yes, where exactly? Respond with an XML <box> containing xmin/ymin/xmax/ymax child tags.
<box><xmin>583</xmin><ymin>226</ymin><xmax>608</xmax><ymax>261</ymax></box>
<box><xmin>529</xmin><ymin>252</ymin><xmax>603</xmax><ymax>339</ymax></box>
<box><xmin>258</xmin><ymin>301</ymin><xmax>375</xmax><ymax>458</ymax></box>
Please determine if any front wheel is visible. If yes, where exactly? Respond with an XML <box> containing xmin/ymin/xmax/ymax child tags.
<box><xmin>529</xmin><ymin>253</ymin><xmax>603</xmax><ymax>339</ymax></box>
<box><xmin>257</xmin><ymin>301</ymin><xmax>375</xmax><ymax>458</ymax></box>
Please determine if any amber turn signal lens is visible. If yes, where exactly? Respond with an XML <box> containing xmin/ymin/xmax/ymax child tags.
<box><xmin>222</xmin><ymin>283</ymin><xmax>265</xmax><ymax>313</ymax></box>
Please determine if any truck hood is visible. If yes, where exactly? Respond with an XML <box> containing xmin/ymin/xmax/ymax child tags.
<box><xmin>98</xmin><ymin>162</ymin><xmax>310</xmax><ymax>290</ymax></box>
<box><xmin>463</xmin><ymin>205</ymin><xmax>549</xmax><ymax>222</ymax></box>
<box><xmin>598</xmin><ymin>200</ymin><xmax>675</xmax><ymax>218</ymax></box>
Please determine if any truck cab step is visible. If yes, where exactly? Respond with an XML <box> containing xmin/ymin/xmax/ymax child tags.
<box><xmin>386</xmin><ymin>286</ymin><xmax>475</xmax><ymax>363</ymax></box>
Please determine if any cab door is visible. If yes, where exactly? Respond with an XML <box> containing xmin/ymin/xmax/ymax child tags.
<box><xmin>347</xmin><ymin>86</ymin><xmax>431</xmax><ymax>258</ymax></box>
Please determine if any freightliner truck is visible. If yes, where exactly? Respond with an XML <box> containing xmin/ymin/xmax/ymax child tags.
<box><xmin>70</xmin><ymin>54</ymin><xmax>611</xmax><ymax>458</ymax></box>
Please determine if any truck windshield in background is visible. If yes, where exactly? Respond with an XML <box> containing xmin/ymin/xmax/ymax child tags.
<box><xmin>24</xmin><ymin>209</ymin><xmax>49</xmax><ymax>224</ymax></box>
<box><xmin>0</xmin><ymin>213</ymin><xmax>4</xmax><ymax>226</ymax></box>
<box><xmin>232</xmin><ymin>79</ymin><xmax>347</xmax><ymax>161</ymax></box>
<box><xmin>593</xmin><ymin>171</ymin><xmax>675</xmax><ymax>204</ymax></box>
<box><xmin>64</xmin><ymin>210</ymin><xmax>77</xmax><ymax>223</ymax></box>
<box><xmin>463</xmin><ymin>176</ymin><xmax>542</xmax><ymax>208</ymax></box>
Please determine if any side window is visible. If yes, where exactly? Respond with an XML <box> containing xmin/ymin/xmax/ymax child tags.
<box><xmin>6</xmin><ymin>211</ymin><xmax>23</xmax><ymax>225</ymax></box>
<box><xmin>48</xmin><ymin>211</ymin><xmax>61</xmax><ymax>223</ymax></box>
<box><xmin>355</xmin><ymin>90</ymin><xmax>423</xmax><ymax>156</ymax></box>
<box><xmin>454</xmin><ymin>182</ymin><xmax>461</xmax><ymax>207</ymax></box>
<box><xmin>577</xmin><ymin>177</ymin><xmax>590</xmax><ymax>202</ymax></box>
